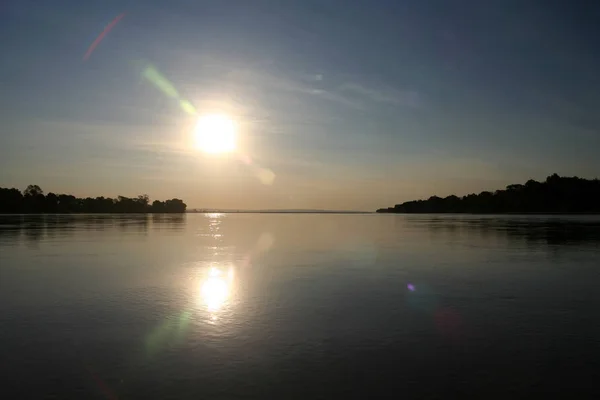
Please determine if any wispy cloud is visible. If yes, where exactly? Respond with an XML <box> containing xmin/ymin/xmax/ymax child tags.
<box><xmin>340</xmin><ymin>82</ymin><xmax>422</xmax><ymax>108</ymax></box>
<box><xmin>224</xmin><ymin>67</ymin><xmax>366</xmax><ymax>111</ymax></box>
<box><xmin>162</xmin><ymin>52</ymin><xmax>421</xmax><ymax>113</ymax></box>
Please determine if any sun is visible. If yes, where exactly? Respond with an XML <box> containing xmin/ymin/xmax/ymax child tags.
<box><xmin>193</xmin><ymin>114</ymin><xmax>237</xmax><ymax>154</ymax></box>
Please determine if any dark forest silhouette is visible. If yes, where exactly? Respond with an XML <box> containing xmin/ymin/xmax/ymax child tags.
<box><xmin>377</xmin><ymin>174</ymin><xmax>600</xmax><ymax>214</ymax></box>
<box><xmin>0</xmin><ymin>185</ymin><xmax>186</xmax><ymax>213</ymax></box>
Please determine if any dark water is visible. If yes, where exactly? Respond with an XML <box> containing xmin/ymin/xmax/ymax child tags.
<box><xmin>1</xmin><ymin>214</ymin><xmax>600</xmax><ymax>399</ymax></box>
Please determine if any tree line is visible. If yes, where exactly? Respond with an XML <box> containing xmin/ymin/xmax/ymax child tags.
<box><xmin>377</xmin><ymin>174</ymin><xmax>600</xmax><ymax>214</ymax></box>
<box><xmin>0</xmin><ymin>185</ymin><xmax>186</xmax><ymax>213</ymax></box>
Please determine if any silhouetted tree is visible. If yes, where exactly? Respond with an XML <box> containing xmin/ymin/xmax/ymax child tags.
<box><xmin>0</xmin><ymin>188</ymin><xmax>23</xmax><ymax>213</ymax></box>
<box><xmin>23</xmin><ymin>185</ymin><xmax>43</xmax><ymax>197</ymax></box>
<box><xmin>164</xmin><ymin>198</ymin><xmax>187</xmax><ymax>213</ymax></box>
<box><xmin>137</xmin><ymin>194</ymin><xmax>150</xmax><ymax>208</ymax></box>
<box><xmin>45</xmin><ymin>193</ymin><xmax>59</xmax><ymax>213</ymax></box>
<box><xmin>57</xmin><ymin>194</ymin><xmax>77</xmax><ymax>213</ymax></box>
<box><xmin>22</xmin><ymin>185</ymin><xmax>45</xmax><ymax>213</ymax></box>
<box><xmin>0</xmin><ymin>185</ymin><xmax>187</xmax><ymax>214</ymax></box>
<box><xmin>151</xmin><ymin>200</ymin><xmax>166</xmax><ymax>213</ymax></box>
<box><xmin>377</xmin><ymin>174</ymin><xmax>600</xmax><ymax>214</ymax></box>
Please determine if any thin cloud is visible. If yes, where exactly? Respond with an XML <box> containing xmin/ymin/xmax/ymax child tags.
<box><xmin>156</xmin><ymin>54</ymin><xmax>365</xmax><ymax>112</ymax></box>
<box><xmin>340</xmin><ymin>82</ymin><xmax>422</xmax><ymax>108</ymax></box>
<box><xmin>226</xmin><ymin>67</ymin><xmax>365</xmax><ymax>110</ymax></box>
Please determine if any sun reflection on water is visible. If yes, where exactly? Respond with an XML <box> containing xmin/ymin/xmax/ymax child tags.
<box><xmin>199</xmin><ymin>266</ymin><xmax>234</xmax><ymax>312</ymax></box>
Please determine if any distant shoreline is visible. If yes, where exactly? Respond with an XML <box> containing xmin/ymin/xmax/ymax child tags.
<box><xmin>2</xmin><ymin>211</ymin><xmax>600</xmax><ymax>216</ymax></box>
<box><xmin>0</xmin><ymin>211</ymin><xmax>372</xmax><ymax>216</ymax></box>
<box><xmin>187</xmin><ymin>210</ymin><xmax>371</xmax><ymax>214</ymax></box>
<box><xmin>375</xmin><ymin>212</ymin><xmax>600</xmax><ymax>216</ymax></box>
<box><xmin>377</xmin><ymin>174</ymin><xmax>600</xmax><ymax>214</ymax></box>
<box><xmin>0</xmin><ymin>185</ymin><xmax>186</xmax><ymax>213</ymax></box>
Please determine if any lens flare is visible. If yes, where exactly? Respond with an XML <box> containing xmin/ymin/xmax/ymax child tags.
<box><xmin>180</xmin><ymin>100</ymin><xmax>196</xmax><ymax>115</ymax></box>
<box><xmin>83</xmin><ymin>13</ymin><xmax>125</xmax><ymax>61</ymax></box>
<box><xmin>143</xmin><ymin>65</ymin><xmax>179</xmax><ymax>99</ymax></box>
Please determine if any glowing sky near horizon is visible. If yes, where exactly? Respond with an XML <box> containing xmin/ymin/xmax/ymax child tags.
<box><xmin>1</xmin><ymin>0</ymin><xmax>600</xmax><ymax>210</ymax></box>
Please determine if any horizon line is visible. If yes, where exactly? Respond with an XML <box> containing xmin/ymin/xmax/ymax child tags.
<box><xmin>188</xmin><ymin>208</ymin><xmax>371</xmax><ymax>214</ymax></box>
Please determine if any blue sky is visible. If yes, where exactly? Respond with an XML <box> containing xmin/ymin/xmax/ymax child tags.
<box><xmin>1</xmin><ymin>0</ymin><xmax>600</xmax><ymax>210</ymax></box>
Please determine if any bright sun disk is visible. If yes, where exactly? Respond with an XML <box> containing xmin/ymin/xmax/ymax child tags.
<box><xmin>194</xmin><ymin>114</ymin><xmax>236</xmax><ymax>154</ymax></box>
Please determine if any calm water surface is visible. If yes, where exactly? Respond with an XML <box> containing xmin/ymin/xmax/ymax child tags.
<box><xmin>1</xmin><ymin>214</ymin><xmax>600</xmax><ymax>399</ymax></box>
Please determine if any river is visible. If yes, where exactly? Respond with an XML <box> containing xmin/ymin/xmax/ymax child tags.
<box><xmin>1</xmin><ymin>214</ymin><xmax>599</xmax><ymax>398</ymax></box>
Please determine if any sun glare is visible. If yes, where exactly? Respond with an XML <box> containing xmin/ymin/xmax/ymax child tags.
<box><xmin>194</xmin><ymin>114</ymin><xmax>237</xmax><ymax>154</ymax></box>
<box><xmin>199</xmin><ymin>267</ymin><xmax>235</xmax><ymax>311</ymax></box>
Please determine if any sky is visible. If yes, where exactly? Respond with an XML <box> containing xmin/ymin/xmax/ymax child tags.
<box><xmin>1</xmin><ymin>0</ymin><xmax>600</xmax><ymax>211</ymax></box>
